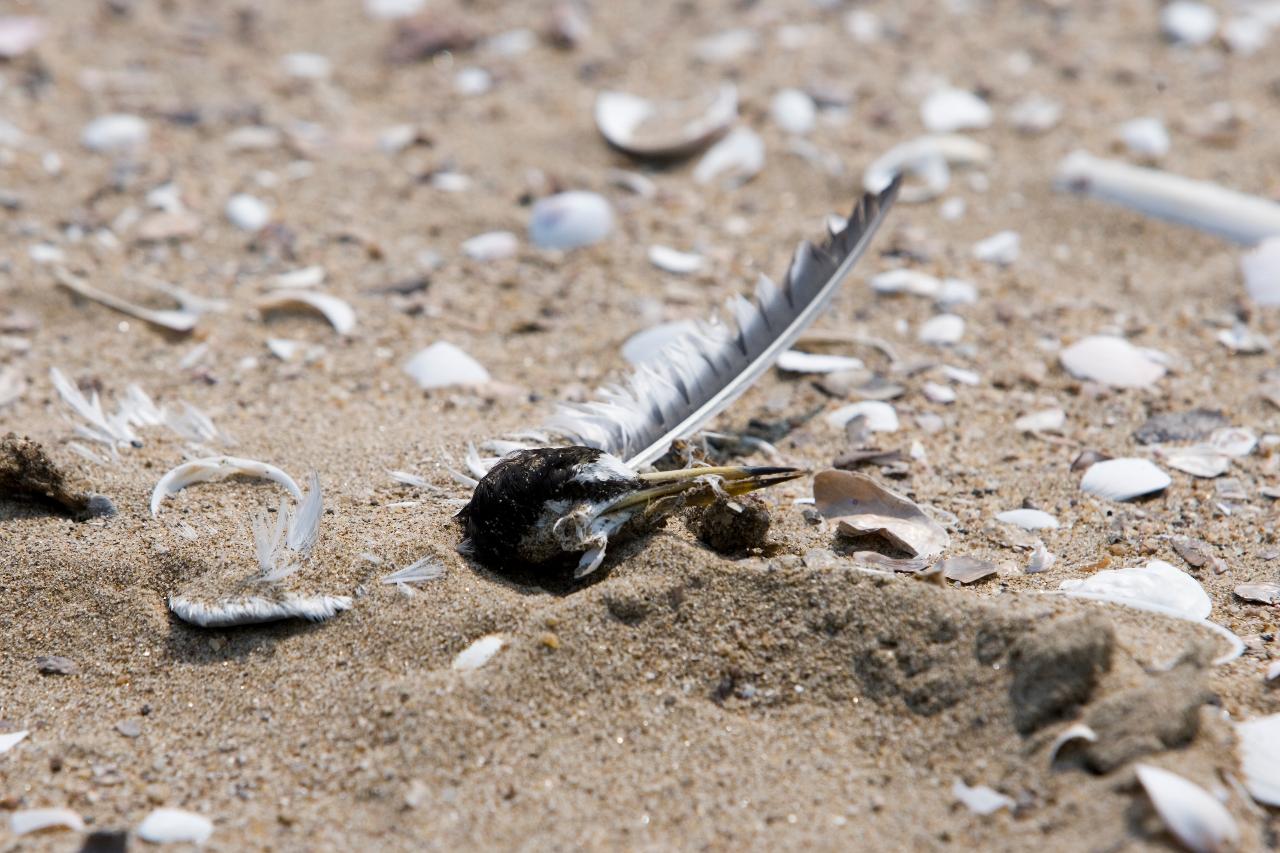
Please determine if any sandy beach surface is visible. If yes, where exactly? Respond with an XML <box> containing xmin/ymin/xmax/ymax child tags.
<box><xmin>3</xmin><ymin>0</ymin><xmax>1280</xmax><ymax>849</ymax></box>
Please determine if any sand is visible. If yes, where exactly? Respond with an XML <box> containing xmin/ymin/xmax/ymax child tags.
<box><xmin>2</xmin><ymin>0</ymin><xmax>1280</xmax><ymax>849</ymax></box>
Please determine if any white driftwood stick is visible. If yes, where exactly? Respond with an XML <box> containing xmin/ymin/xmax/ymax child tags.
<box><xmin>1055</xmin><ymin>150</ymin><xmax>1280</xmax><ymax>245</ymax></box>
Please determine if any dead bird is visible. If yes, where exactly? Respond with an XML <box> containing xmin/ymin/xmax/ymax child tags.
<box><xmin>459</xmin><ymin>446</ymin><xmax>801</xmax><ymax>579</ymax></box>
<box><xmin>459</xmin><ymin>180</ymin><xmax>901</xmax><ymax>581</ymax></box>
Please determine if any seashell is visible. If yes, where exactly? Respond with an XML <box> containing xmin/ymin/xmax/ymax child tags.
<box><xmin>1236</xmin><ymin>714</ymin><xmax>1280</xmax><ymax>806</ymax></box>
<box><xmin>693</xmin><ymin>127</ymin><xmax>765</xmax><ymax>188</ymax></box>
<box><xmin>1056</xmin><ymin>151</ymin><xmax>1280</xmax><ymax>245</ymax></box>
<box><xmin>1027</xmin><ymin>540</ymin><xmax>1056</xmax><ymax>574</ymax></box>
<box><xmin>150</xmin><ymin>456</ymin><xmax>303</xmax><ymax>516</ymax></box>
<box><xmin>921</xmin><ymin>382</ymin><xmax>956</xmax><ymax>404</ymax></box>
<box><xmin>0</xmin><ymin>16</ymin><xmax>45</xmax><ymax>58</ymax></box>
<box><xmin>0</xmin><ymin>729</ymin><xmax>29</xmax><ymax>754</ymax></box>
<box><xmin>938</xmin><ymin>278</ymin><xmax>978</xmax><ymax>306</ymax></box>
<box><xmin>648</xmin><ymin>245</ymin><xmax>705</xmax><ymax>275</ymax></box>
<box><xmin>528</xmin><ymin>191</ymin><xmax>614</xmax><ymax>250</ymax></box>
<box><xmin>225</xmin><ymin>125</ymin><xmax>284</xmax><ymax>151</ymax></box>
<box><xmin>1234</xmin><ymin>582</ymin><xmax>1280</xmax><ymax>605</ymax></box>
<box><xmin>921</xmin><ymin>88</ymin><xmax>992</xmax><ymax>133</ymax></box>
<box><xmin>938</xmin><ymin>556</ymin><xmax>997</xmax><ymax>583</ymax></box>
<box><xmin>1059</xmin><ymin>560</ymin><xmax>1210</xmax><ymax>620</ymax></box>
<box><xmin>594</xmin><ymin>85</ymin><xmax>736</xmax><ymax>160</ymax></box>
<box><xmin>9</xmin><ymin>807</ymin><xmax>85</xmax><ymax>836</ymax></box>
<box><xmin>1223</xmin><ymin>16</ymin><xmax>1271</xmax><ymax>55</ymax></box>
<box><xmin>271</xmin><ymin>266</ymin><xmax>326</xmax><ymax>289</ymax></box>
<box><xmin>972</xmin><ymin>230</ymin><xmax>1020</xmax><ymax>265</ymax></box>
<box><xmin>826</xmin><ymin>401</ymin><xmax>899</xmax><ymax>432</ymax></box>
<box><xmin>1156</xmin><ymin>445</ymin><xmax>1231</xmax><ymax>478</ymax></box>
<box><xmin>461</xmin><ymin>230</ymin><xmax>518</xmax><ymax>261</ymax></box>
<box><xmin>1048</xmin><ymin>723</ymin><xmax>1097</xmax><ymax>763</ymax></box>
<box><xmin>225</xmin><ymin>194</ymin><xmax>271</xmax><ymax>231</ymax></box>
<box><xmin>364</xmin><ymin>0</ymin><xmax>425</xmax><ymax>19</ymax></box>
<box><xmin>137</xmin><ymin>808</ymin><xmax>214</xmax><ymax>845</ymax></box>
<box><xmin>871</xmin><ymin>269</ymin><xmax>941</xmax><ymax>298</ymax></box>
<box><xmin>770</xmin><ymin>88</ymin><xmax>816</xmax><ymax>135</ymax></box>
<box><xmin>845</xmin><ymin>9</ymin><xmax>882</xmax><ymax>43</ymax></box>
<box><xmin>256</xmin><ymin>290</ymin><xmax>356</xmax><ymax>335</ymax></box>
<box><xmin>918</xmin><ymin>314</ymin><xmax>965</xmax><ymax>346</ymax></box>
<box><xmin>481</xmin><ymin>29</ymin><xmax>536</xmax><ymax>57</ymax></box>
<box><xmin>1134</xmin><ymin>764</ymin><xmax>1239</xmax><ymax>853</ymax></box>
<box><xmin>864</xmin><ymin>134</ymin><xmax>991</xmax><ymax>203</ymax></box>
<box><xmin>693</xmin><ymin>28</ymin><xmax>760</xmax><ymax>63</ymax></box>
<box><xmin>81</xmin><ymin>113</ymin><xmax>149</xmax><ymax>153</ymax></box>
<box><xmin>941</xmin><ymin>365</ymin><xmax>979</xmax><ymax>385</ymax></box>
<box><xmin>454</xmin><ymin>66</ymin><xmax>492</xmax><ymax>96</ymax></box>
<box><xmin>1080</xmin><ymin>458</ymin><xmax>1171</xmax><ymax>501</ymax></box>
<box><xmin>776</xmin><ymin>350</ymin><xmax>864</xmax><ymax>374</ymax></box>
<box><xmin>813</xmin><ymin>470</ymin><xmax>950</xmax><ymax>560</ymax></box>
<box><xmin>1241</xmin><ymin>238</ymin><xmax>1280</xmax><ymax>306</ymax></box>
<box><xmin>1015</xmin><ymin>408</ymin><xmax>1066</xmax><ymax>432</ymax></box>
<box><xmin>1059</xmin><ymin>335</ymin><xmax>1166</xmax><ymax>388</ymax></box>
<box><xmin>1009</xmin><ymin>94</ymin><xmax>1062</xmax><ymax>135</ymax></box>
<box><xmin>453</xmin><ymin>634</ymin><xmax>505</xmax><ymax>671</ymax></box>
<box><xmin>403</xmin><ymin>342</ymin><xmax>491</xmax><ymax>390</ymax></box>
<box><xmin>951</xmin><ymin>780</ymin><xmax>1014</xmax><ymax>816</ymax></box>
<box><xmin>1216</xmin><ymin>323</ymin><xmax>1269</xmax><ymax>354</ymax></box>
<box><xmin>280</xmin><ymin>52</ymin><xmax>332</xmax><ymax>81</ymax></box>
<box><xmin>1269</xmin><ymin>661</ymin><xmax>1280</xmax><ymax>681</ymax></box>
<box><xmin>54</xmin><ymin>268</ymin><xmax>199</xmax><ymax>333</ymax></box>
<box><xmin>620</xmin><ymin>321</ymin><xmax>699</xmax><ymax>365</ymax></box>
<box><xmin>996</xmin><ymin>509</ymin><xmax>1059</xmax><ymax>530</ymax></box>
<box><xmin>1160</xmin><ymin>1</ymin><xmax>1219</xmax><ymax>45</ymax></box>
<box><xmin>1118</xmin><ymin>117</ymin><xmax>1170</xmax><ymax>160</ymax></box>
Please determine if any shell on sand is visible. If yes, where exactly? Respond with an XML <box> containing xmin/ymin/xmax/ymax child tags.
<box><xmin>814</xmin><ymin>470</ymin><xmax>950</xmax><ymax>560</ymax></box>
<box><xmin>595</xmin><ymin>84</ymin><xmax>736</xmax><ymax>159</ymax></box>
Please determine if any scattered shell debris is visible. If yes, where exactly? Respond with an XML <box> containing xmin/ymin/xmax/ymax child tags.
<box><xmin>1059</xmin><ymin>335</ymin><xmax>1166</xmax><ymax>389</ymax></box>
<box><xmin>9</xmin><ymin>807</ymin><xmax>85</xmax><ymax>837</ymax></box>
<box><xmin>453</xmin><ymin>634</ymin><xmax>506</xmax><ymax>671</ymax></box>
<box><xmin>813</xmin><ymin>470</ymin><xmax>950</xmax><ymax>560</ymax></box>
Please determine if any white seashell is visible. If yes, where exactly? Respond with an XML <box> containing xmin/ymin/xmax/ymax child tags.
<box><xmin>921</xmin><ymin>89</ymin><xmax>993</xmax><ymax>133</ymax></box>
<box><xmin>826</xmin><ymin>401</ymin><xmax>899</xmax><ymax>432</ymax></box>
<box><xmin>996</xmin><ymin>509</ymin><xmax>1059</xmax><ymax>530</ymax></box>
<box><xmin>648</xmin><ymin>245</ymin><xmax>705</xmax><ymax>275</ymax></box>
<box><xmin>528</xmin><ymin>191</ymin><xmax>614</xmax><ymax>250</ymax></box>
<box><xmin>941</xmin><ymin>365</ymin><xmax>980</xmax><ymax>385</ymax></box>
<box><xmin>1209</xmin><ymin>427</ymin><xmax>1257</xmax><ymax>458</ymax></box>
<box><xmin>136</xmin><ymin>808</ymin><xmax>214</xmax><ymax>844</ymax></box>
<box><xmin>271</xmin><ymin>266</ymin><xmax>326</xmax><ymax>289</ymax></box>
<box><xmin>1060</xmin><ymin>560</ymin><xmax>1210</xmax><ymax>620</ymax></box>
<box><xmin>9</xmin><ymin>807</ymin><xmax>85</xmax><ymax>836</ymax></box>
<box><xmin>972</xmin><ymin>230</ymin><xmax>1020</xmax><ymax>265</ymax></box>
<box><xmin>845</xmin><ymin>9</ymin><xmax>882</xmax><ymax>43</ymax></box>
<box><xmin>256</xmin><ymin>290</ymin><xmax>355</xmax><ymax>335</ymax></box>
<box><xmin>53</xmin><ymin>268</ymin><xmax>198</xmax><ymax>333</ymax></box>
<box><xmin>454</xmin><ymin>67</ymin><xmax>492</xmax><ymax>96</ymax></box>
<box><xmin>0</xmin><ymin>729</ymin><xmax>29</xmax><ymax>754</ymax></box>
<box><xmin>620</xmin><ymin>321</ymin><xmax>699</xmax><ymax>365</ymax></box>
<box><xmin>1237</xmin><ymin>714</ymin><xmax>1280</xmax><ymax>806</ymax></box>
<box><xmin>225</xmin><ymin>125</ymin><xmax>284</xmax><ymax>151</ymax></box>
<box><xmin>1056</xmin><ymin>151</ymin><xmax>1280</xmax><ymax>245</ymax></box>
<box><xmin>1027</xmin><ymin>540</ymin><xmax>1057</xmax><ymax>574</ymax></box>
<box><xmin>864</xmin><ymin>134</ymin><xmax>991</xmax><ymax>203</ymax></box>
<box><xmin>364</xmin><ymin>0</ymin><xmax>424</xmax><ymax>19</ymax></box>
<box><xmin>1269</xmin><ymin>662</ymin><xmax>1280</xmax><ymax>682</ymax></box>
<box><xmin>1119</xmin><ymin>117</ymin><xmax>1170</xmax><ymax>160</ymax></box>
<box><xmin>776</xmin><ymin>350</ymin><xmax>864</xmax><ymax>374</ymax></box>
<box><xmin>693</xmin><ymin>127</ymin><xmax>765</xmax><ymax>188</ymax></box>
<box><xmin>940</xmin><ymin>197</ymin><xmax>966</xmax><ymax>220</ymax></box>
<box><xmin>0</xmin><ymin>16</ymin><xmax>45</xmax><ymax>58</ymax></box>
<box><xmin>1134</xmin><ymin>764</ymin><xmax>1239</xmax><ymax>853</ymax></box>
<box><xmin>770</xmin><ymin>88</ymin><xmax>816</xmax><ymax>135</ymax></box>
<box><xmin>1080</xmin><ymin>458</ymin><xmax>1172</xmax><ymax>501</ymax></box>
<box><xmin>1160</xmin><ymin>1</ymin><xmax>1219</xmax><ymax>45</ymax></box>
<box><xmin>1223</xmin><ymin>16</ymin><xmax>1271</xmax><ymax>55</ymax></box>
<box><xmin>814</xmin><ymin>470</ymin><xmax>950</xmax><ymax>560</ymax></box>
<box><xmin>453</xmin><ymin>634</ymin><xmax>505</xmax><ymax>671</ymax></box>
<box><xmin>938</xmin><ymin>278</ymin><xmax>978</xmax><ymax>306</ymax></box>
<box><xmin>918</xmin><ymin>314</ymin><xmax>965</xmax><ymax>345</ymax></box>
<box><xmin>951</xmin><ymin>780</ymin><xmax>1014</xmax><ymax>816</ymax></box>
<box><xmin>1048</xmin><ymin>723</ymin><xmax>1097</xmax><ymax>762</ymax></box>
<box><xmin>1015</xmin><ymin>408</ymin><xmax>1066</xmax><ymax>432</ymax></box>
<box><xmin>482</xmin><ymin>29</ymin><xmax>536</xmax><ymax>57</ymax></box>
<box><xmin>1157</xmin><ymin>446</ymin><xmax>1232</xmax><ymax>479</ymax></box>
<box><xmin>403</xmin><ymin>342</ymin><xmax>491</xmax><ymax>390</ymax></box>
<box><xmin>693</xmin><ymin>28</ymin><xmax>760</xmax><ymax>63</ymax></box>
<box><xmin>266</xmin><ymin>338</ymin><xmax>324</xmax><ymax>363</ymax></box>
<box><xmin>225</xmin><ymin>194</ymin><xmax>271</xmax><ymax>231</ymax></box>
<box><xmin>922</xmin><ymin>382</ymin><xmax>956</xmax><ymax>404</ymax></box>
<box><xmin>595</xmin><ymin>85</ymin><xmax>736</xmax><ymax>159</ymax></box>
<box><xmin>462</xmin><ymin>230</ymin><xmax>518</xmax><ymax>261</ymax></box>
<box><xmin>1241</xmin><ymin>237</ymin><xmax>1280</xmax><ymax>306</ymax></box>
<box><xmin>150</xmin><ymin>456</ymin><xmax>303</xmax><ymax>516</ymax></box>
<box><xmin>81</xmin><ymin>113</ymin><xmax>149</xmax><ymax>153</ymax></box>
<box><xmin>280</xmin><ymin>52</ymin><xmax>332</xmax><ymax>81</ymax></box>
<box><xmin>1059</xmin><ymin>335</ymin><xmax>1166</xmax><ymax>388</ymax></box>
<box><xmin>1009</xmin><ymin>94</ymin><xmax>1062</xmax><ymax>135</ymax></box>
<box><xmin>871</xmin><ymin>269</ymin><xmax>941</xmax><ymax>298</ymax></box>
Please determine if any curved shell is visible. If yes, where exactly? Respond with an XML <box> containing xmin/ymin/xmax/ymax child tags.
<box><xmin>595</xmin><ymin>84</ymin><xmax>737</xmax><ymax>159</ymax></box>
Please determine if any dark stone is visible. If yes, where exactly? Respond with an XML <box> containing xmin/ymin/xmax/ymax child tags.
<box><xmin>1009</xmin><ymin>613</ymin><xmax>1114</xmax><ymax>733</ymax></box>
<box><xmin>1081</xmin><ymin>659</ymin><xmax>1212</xmax><ymax>773</ymax></box>
<box><xmin>1134</xmin><ymin>409</ymin><xmax>1228</xmax><ymax>445</ymax></box>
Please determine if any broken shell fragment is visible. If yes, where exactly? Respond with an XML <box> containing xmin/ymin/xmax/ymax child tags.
<box><xmin>462</xmin><ymin>231</ymin><xmax>518</xmax><ymax>261</ymax></box>
<box><xmin>864</xmin><ymin>134</ymin><xmax>990</xmax><ymax>203</ymax></box>
<box><xmin>1134</xmin><ymin>764</ymin><xmax>1239</xmax><ymax>853</ymax></box>
<box><xmin>594</xmin><ymin>84</ymin><xmax>736</xmax><ymax>160</ymax></box>
<box><xmin>1241</xmin><ymin>238</ymin><xmax>1280</xmax><ymax>306</ymax></box>
<box><xmin>921</xmin><ymin>88</ymin><xmax>992</xmax><ymax>133</ymax></box>
<box><xmin>0</xmin><ymin>730</ymin><xmax>29</xmax><ymax>754</ymax></box>
<box><xmin>770</xmin><ymin>88</ymin><xmax>816</xmax><ymax>135</ymax></box>
<box><xmin>996</xmin><ymin>509</ymin><xmax>1059</xmax><ymax>530</ymax></box>
<box><xmin>918</xmin><ymin>314</ymin><xmax>965</xmax><ymax>346</ymax></box>
<box><xmin>453</xmin><ymin>634</ymin><xmax>505</xmax><ymax>671</ymax></box>
<box><xmin>776</xmin><ymin>350</ymin><xmax>864</xmax><ymax>374</ymax></box>
<box><xmin>648</xmin><ymin>245</ymin><xmax>705</xmax><ymax>275</ymax></box>
<box><xmin>1059</xmin><ymin>560</ymin><xmax>1210</xmax><ymax>620</ymax></box>
<box><xmin>225</xmin><ymin>193</ymin><xmax>271</xmax><ymax>231</ymax></box>
<box><xmin>1234</xmin><ymin>583</ymin><xmax>1280</xmax><ymax>605</ymax></box>
<box><xmin>1155</xmin><ymin>445</ymin><xmax>1231</xmax><ymax>479</ymax></box>
<box><xmin>528</xmin><ymin>191</ymin><xmax>614</xmax><ymax>250</ymax></box>
<box><xmin>1014</xmin><ymin>408</ymin><xmax>1066</xmax><ymax>433</ymax></box>
<box><xmin>9</xmin><ymin>808</ymin><xmax>85</xmax><ymax>836</ymax></box>
<box><xmin>693</xmin><ymin>127</ymin><xmax>764</xmax><ymax>187</ymax></box>
<box><xmin>951</xmin><ymin>780</ymin><xmax>1014</xmax><ymax>816</ymax></box>
<box><xmin>1236</xmin><ymin>714</ymin><xmax>1280</xmax><ymax>806</ymax></box>
<box><xmin>54</xmin><ymin>268</ymin><xmax>198</xmax><ymax>333</ymax></box>
<box><xmin>972</xmin><ymin>231</ymin><xmax>1020</xmax><ymax>266</ymax></box>
<box><xmin>813</xmin><ymin>470</ymin><xmax>950</xmax><ymax>560</ymax></box>
<box><xmin>1048</xmin><ymin>723</ymin><xmax>1098</xmax><ymax>764</ymax></box>
<box><xmin>1080</xmin><ymin>458</ymin><xmax>1171</xmax><ymax>502</ymax></box>
<box><xmin>1059</xmin><ymin>335</ymin><xmax>1166</xmax><ymax>388</ymax></box>
<box><xmin>1160</xmin><ymin>1</ymin><xmax>1219</xmax><ymax>45</ymax></box>
<box><xmin>256</xmin><ymin>290</ymin><xmax>356</xmax><ymax>335</ymax></box>
<box><xmin>871</xmin><ymin>269</ymin><xmax>941</xmax><ymax>298</ymax></box>
<box><xmin>403</xmin><ymin>342</ymin><xmax>491</xmax><ymax>390</ymax></box>
<box><xmin>826</xmin><ymin>401</ymin><xmax>899</xmax><ymax>432</ymax></box>
<box><xmin>150</xmin><ymin>456</ymin><xmax>303</xmax><ymax>516</ymax></box>
<box><xmin>938</xmin><ymin>556</ymin><xmax>997</xmax><ymax>584</ymax></box>
<box><xmin>136</xmin><ymin>808</ymin><xmax>214</xmax><ymax>845</ymax></box>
